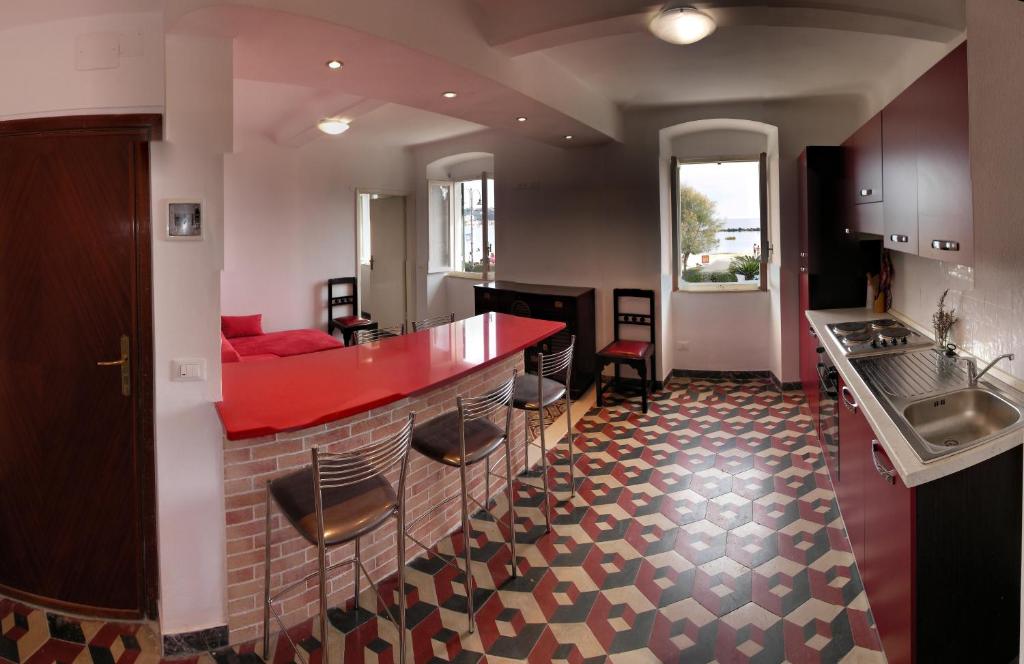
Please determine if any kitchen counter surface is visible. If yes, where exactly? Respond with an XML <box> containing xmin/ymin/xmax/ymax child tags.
<box><xmin>806</xmin><ymin>307</ymin><xmax>1024</xmax><ymax>487</ymax></box>
<box><xmin>216</xmin><ymin>312</ymin><xmax>564</xmax><ymax>440</ymax></box>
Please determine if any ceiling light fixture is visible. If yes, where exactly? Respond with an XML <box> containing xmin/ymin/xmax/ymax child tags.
<box><xmin>564</xmin><ymin>134</ymin><xmax>574</xmax><ymax>140</ymax></box>
<box><xmin>442</xmin><ymin>91</ymin><xmax>458</xmax><ymax>99</ymax></box>
<box><xmin>317</xmin><ymin>118</ymin><xmax>350</xmax><ymax>135</ymax></box>
<box><xmin>325</xmin><ymin>59</ymin><xmax>343</xmax><ymax>70</ymax></box>
<box><xmin>516</xmin><ymin>116</ymin><xmax>528</xmax><ymax>122</ymax></box>
<box><xmin>649</xmin><ymin>4</ymin><xmax>716</xmax><ymax>45</ymax></box>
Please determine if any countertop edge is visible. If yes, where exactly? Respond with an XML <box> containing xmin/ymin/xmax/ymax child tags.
<box><xmin>805</xmin><ymin>308</ymin><xmax>1024</xmax><ymax>488</ymax></box>
<box><xmin>217</xmin><ymin>317</ymin><xmax>567</xmax><ymax>442</ymax></box>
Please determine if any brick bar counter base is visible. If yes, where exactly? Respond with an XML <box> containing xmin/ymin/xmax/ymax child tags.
<box><xmin>222</xmin><ymin>354</ymin><xmax>525</xmax><ymax>644</ymax></box>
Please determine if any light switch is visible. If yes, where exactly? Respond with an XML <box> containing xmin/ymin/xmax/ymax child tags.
<box><xmin>172</xmin><ymin>358</ymin><xmax>206</xmax><ymax>382</ymax></box>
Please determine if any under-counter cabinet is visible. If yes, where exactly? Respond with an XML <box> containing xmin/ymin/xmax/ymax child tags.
<box><xmin>828</xmin><ymin>376</ymin><xmax>1020</xmax><ymax>663</ymax></box>
<box><xmin>881</xmin><ymin>42</ymin><xmax>973</xmax><ymax>265</ymax></box>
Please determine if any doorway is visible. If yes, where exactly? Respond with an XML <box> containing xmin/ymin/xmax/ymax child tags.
<box><xmin>356</xmin><ymin>191</ymin><xmax>407</xmax><ymax>328</ymax></box>
<box><xmin>0</xmin><ymin>115</ymin><xmax>159</xmax><ymax>619</ymax></box>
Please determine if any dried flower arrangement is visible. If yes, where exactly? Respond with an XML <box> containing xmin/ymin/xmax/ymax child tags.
<box><xmin>932</xmin><ymin>289</ymin><xmax>959</xmax><ymax>347</ymax></box>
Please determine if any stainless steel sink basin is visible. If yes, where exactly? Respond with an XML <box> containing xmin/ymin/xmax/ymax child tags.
<box><xmin>852</xmin><ymin>349</ymin><xmax>1024</xmax><ymax>462</ymax></box>
<box><xmin>903</xmin><ymin>388</ymin><xmax>1022</xmax><ymax>451</ymax></box>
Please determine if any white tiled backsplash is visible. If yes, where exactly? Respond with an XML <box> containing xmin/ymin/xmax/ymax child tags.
<box><xmin>891</xmin><ymin>252</ymin><xmax>1022</xmax><ymax>382</ymax></box>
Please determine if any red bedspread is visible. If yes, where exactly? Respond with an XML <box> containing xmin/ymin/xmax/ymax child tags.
<box><xmin>229</xmin><ymin>329</ymin><xmax>343</xmax><ymax>359</ymax></box>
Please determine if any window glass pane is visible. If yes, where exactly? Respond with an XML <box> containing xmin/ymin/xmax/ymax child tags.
<box><xmin>486</xmin><ymin>178</ymin><xmax>495</xmax><ymax>274</ymax></box>
<box><xmin>428</xmin><ymin>183</ymin><xmax>451</xmax><ymax>271</ymax></box>
<box><xmin>460</xmin><ymin>179</ymin><xmax>485</xmax><ymax>273</ymax></box>
<box><xmin>678</xmin><ymin>161</ymin><xmax>762</xmax><ymax>285</ymax></box>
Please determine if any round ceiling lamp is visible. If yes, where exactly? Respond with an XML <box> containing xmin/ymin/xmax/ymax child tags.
<box><xmin>317</xmin><ymin>118</ymin><xmax>350</xmax><ymax>135</ymax></box>
<box><xmin>649</xmin><ymin>4</ymin><xmax>716</xmax><ymax>44</ymax></box>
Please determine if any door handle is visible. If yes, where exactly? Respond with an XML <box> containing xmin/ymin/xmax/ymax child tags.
<box><xmin>369</xmin><ymin>255</ymin><xmax>375</xmax><ymax>270</ymax></box>
<box><xmin>97</xmin><ymin>334</ymin><xmax>131</xmax><ymax>397</ymax></box>
<box><xmin>871</xmin><ymin>440</ymin><xmax>897</xmax><ymax>485</ymax></box>
<box><xmin>840</xmin><ymin>385</ymin><xmax>858</xmax><ymax>412</ymax></box>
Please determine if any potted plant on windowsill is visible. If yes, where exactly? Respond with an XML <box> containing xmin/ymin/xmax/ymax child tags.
<box><xmin>729</xmin><ymin>255</ymin><xmax>760</xmax><ymax>282</ymax></box>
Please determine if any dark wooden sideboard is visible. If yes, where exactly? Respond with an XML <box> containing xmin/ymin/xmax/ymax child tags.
<box><xmin>474</xmin><ymin>281</ymin><xmax>595</xmax><ymax>398</ymax></box>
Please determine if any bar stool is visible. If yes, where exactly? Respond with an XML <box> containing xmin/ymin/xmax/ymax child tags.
<box><xmin>405</xmin><ymin>371</ymin><xmax>518</xmax><ymax>633</ymax></box>
<box><xmin>262</xmin><ymin>414</ymin><xmax>416</xmax><ymax>664</ymax></box>
<box><xmin>352</xmin><ymin>324</ymin><xmax>405</xmax><ymax>345</ymax></box>
<box><xmin>513</xmin><ymin>336</ymin><xmax>576</xmax><ymax>533</ymax></box>
<box><xmin>411</xmin><ymin>312</ymin><xmax>455</xmax><ymax>332</ymax></box>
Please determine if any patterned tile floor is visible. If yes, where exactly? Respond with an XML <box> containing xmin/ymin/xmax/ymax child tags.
<box><xmin>0</xmin><ymin>377</ymin><xmax>884</xmax><ymax>663</ymax></box>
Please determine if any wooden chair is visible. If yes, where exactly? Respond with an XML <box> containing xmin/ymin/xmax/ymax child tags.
<box><xmin>327</xmin><ymin>277</ymin><xmax>376</xmax><ymax>345</ymax></box>
<box><xmin>595</xmin><ymin>289</ymin><xmax>657</xmax><ymax>413</ymax></box>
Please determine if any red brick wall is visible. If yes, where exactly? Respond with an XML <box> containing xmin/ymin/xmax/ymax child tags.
<box><xmin>221</xmin><ymin>355</ymin><xmax>525</xmax><ymax>643</ymax></box>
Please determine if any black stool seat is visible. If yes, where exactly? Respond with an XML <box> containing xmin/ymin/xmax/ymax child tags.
<box><xmin>269</xmin><ymin>465</ymin><xmax>396</xmax><ymax>546</ymax></box>
<box><xmin>512</xmin><ymin>374</ymin><xmax>567</xmax><ymax>411</ymax></box>
<box><xmin>412</xmin><ymin>412</ymin><xmax>506</xmax><ymax>467</ymax></box>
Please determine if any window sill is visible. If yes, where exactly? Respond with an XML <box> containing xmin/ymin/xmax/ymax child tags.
<box><xmin>446</xmin><ymin>271</ymin><xmax>489</xmax><ymax>281</ymax></box>
<box><xmin>676</xmin><ymin>282</ymin><xmax>764</xmax><ymax>294</ymax></box>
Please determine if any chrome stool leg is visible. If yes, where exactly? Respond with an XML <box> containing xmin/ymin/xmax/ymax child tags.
<box><xmin>566</xmin><ymin>393</ymin><xmax>575</xmax><ymax>498</ymax></box>
<box><xmin>353</xmin><ymin>538</ymin><xmax>361</xmax><ymax>610</ymax></box>
<box><xmin>396</xmin><ymin>513</ymin><xmax>408</xmax><ymax>664</ymax></box>
<box><xmin>539</xmin><ymin>405</ymin><xmax>551</xmax><ymax>533</ymax></box>
<box><xmin>262</xmin><ymin>481</ymin><xmax>273</xmax><ymax>659</ymax></box>
<box><xmin>459</xmin><ymin>459</ymin><xmax>475</xmax><ymax>633</ymax></box>
<box><xmin>504</xmin><ymin>433</ymin><xmax>518</xmax><ymax>578</ymax></box>
<box><xmin>523</xmin><ymin>409</ymin><xmax>530</xmax><ymax>474</ymax></box>
<box><xmin>484</xmin><ymin>453</ymin><xmax>491</xmax><ymax>511</ymax></box>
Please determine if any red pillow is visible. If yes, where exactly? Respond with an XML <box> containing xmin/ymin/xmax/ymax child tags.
<box><xmin>221</xmin><ymin>333</ymin><xmax>241</xmax><ymax>363</ymax></box>
<box><xmin>222</xmin><ymin>314</ymin><xmax>263</xmax><ymax>339</ymax></box>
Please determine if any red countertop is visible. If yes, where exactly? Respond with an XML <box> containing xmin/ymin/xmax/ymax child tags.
<box><xmin>216</xmin><ymin>313</ymin><xmax>565</xmax><ymax>440</ymax></box>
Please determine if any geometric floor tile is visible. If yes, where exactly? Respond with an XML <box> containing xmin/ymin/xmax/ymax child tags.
<box><xmin>0</xmin><ymin>377</ymin><xmax>882</xmax><ymax>664</ymax></box>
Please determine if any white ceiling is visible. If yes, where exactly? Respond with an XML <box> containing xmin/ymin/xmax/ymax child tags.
<box><xmin>172</xmin><ymin>0</ymin><xmax>967</xmax><ymax>147</ymax></box>
<box><xmin>540</xmin><ymin>25</ymin><xmax>953</xmax><ymax>107</ymax></box>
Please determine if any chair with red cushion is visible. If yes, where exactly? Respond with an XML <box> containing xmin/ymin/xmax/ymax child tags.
<box><xmin>327</xmin><ymin>276</ymin><xmax>377</xmax><ymax>345</ymax></box>
<box><xmin>596</xmin><ymin>288</ymin><xmax>657</xmax><ymax>413</ymax></box>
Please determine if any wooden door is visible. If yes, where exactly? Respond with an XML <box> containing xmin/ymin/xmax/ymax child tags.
<box><xmin>863</xmin><ymin>441</ymin><xmax>915</xmax><ymax>664</ymax></box>
<box><xmin>882</xmin><ymin>77</ymin><xmax>922</xmax><ymax>255</ymax></box>
<box><xmin>0</xmin><ymin>116</ymin><xmax>158</xmax><ymax>618</ymax></box>
<box><xmin>836</xmin><ymin>379</ymin><xmax>868</xmax><ymax>568</ymax></box>
<box><xmin>916</xmin><ymin>43</ymin><xmax>972</xmax><ymax>266</ymax></box>
<box><xmin>366</xmin><ymin>195</ymin><xmax>407</xmax><ymax>328</ymax></box>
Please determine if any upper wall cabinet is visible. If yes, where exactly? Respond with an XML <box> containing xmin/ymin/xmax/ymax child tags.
<box><xmin>845</xmin><ymin>112</ymin><xmax>883</xmax><ymax>205</ymax></box>
<box><xmin>915</xmin><ymin>44</ymin><xmax>972</xmax><ymax>264</ymax></box>
<box><xmin>882</xmin><ymin>43</ymin><xmax>973</xmax><ymax>265</ymax></box>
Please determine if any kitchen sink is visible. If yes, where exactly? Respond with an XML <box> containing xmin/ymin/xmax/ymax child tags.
<box><xmin>903</xmin><ymin>388</ymin><xmax>1022</xmax><ymax>451</ymax></box>
<box><xmin>852</xmin><ymin>349</ymin><xmax>1024</xmax><ymax>462</ymax></box>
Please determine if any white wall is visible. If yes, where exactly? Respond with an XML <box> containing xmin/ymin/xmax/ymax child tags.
<box><xmin>222</xmin><ymin>107</ymin><xmax>412</xmax><ymax>332</ymax></box>
<box><xmin>0</xmin><ymin>11</ymin><xmax>164</xmax><ymax>120</ymax></box>
<box><xmin>151</xmin><ymin>33</ymin><xmax>233</xmax><ymax>636</ymax></box>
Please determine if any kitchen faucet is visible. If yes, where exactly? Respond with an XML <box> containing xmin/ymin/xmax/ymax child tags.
<box><xmin>964</xmin><ymin>353</ymin><xmax>1015</xmax><ymax>386</ymax></box>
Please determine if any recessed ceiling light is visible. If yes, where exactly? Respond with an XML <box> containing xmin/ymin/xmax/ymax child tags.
<box><xmin>516</xmin><ymin>116</ymin><xmax>528</xmax><ymax>122</ymax></box>
<box><xmin>442</xmin><ymin>91</ymin><xmax>458</xmax><ymax>99</ymax></box>
<box><xmin>325</xmin><ymin>59</ymin><xmax>343</xmax><ymax>70</ymax></box>
<box><xmin>649</xmin><ymin>4</ymin><xmax>716</xmax><ymax>44</ymax></box>
<box><xmin>564</xmin><ymin>134</ymin><xmax>574</xmax><ymax>140</ymax></box>
<box><xmin>317</xmin><ymin>118</ymin><xmax>350</xmax><ymax>135</ymax></box>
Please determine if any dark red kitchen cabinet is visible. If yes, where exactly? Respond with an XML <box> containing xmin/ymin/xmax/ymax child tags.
<box><xmin>836</xmin><ymin>378</ymin><xmax>867</xmax><ymax>566</ymax></box>
<box><xmin>882</xmin><ymin>71</ymin><xmax>922</xmax><ymax>255</ymax></box>
<box><xmin>915</xmin><ymin>43</ymin><xmax>972</xmax><ymax>265</ymax></box>
<box><xmin>844</xmin><ymin>111</ymin><xmax>883</xmax><ymax>206</ymax></box>
<box><xmin>862</xmin><ymin>442</ymin><xmax>915</xmax><ymax>664</ymax></box>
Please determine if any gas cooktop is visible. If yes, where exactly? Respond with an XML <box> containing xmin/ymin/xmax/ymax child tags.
<box><xmin>826</xmin><ymin>318</ymin><xmax>933</xmax><ymax>357</ymax></box>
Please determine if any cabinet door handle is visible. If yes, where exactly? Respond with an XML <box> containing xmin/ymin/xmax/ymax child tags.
<box><xmin>931</xmin><ymin>239</ymin><xmax>960</xmax><ymax>251</ymax></box>
<box><xmin>840</xmin><ymin>385</ymin><xmax>858</xmax><ymax>412</ymax></box>
<box><xmin>799</xmin><ymin>266</ymin><xmax>807</xmax><ymax>273</ymax></box>
<box><xmin>890</xmin><ymin>234</ymin><xmax>909</xmax><ymax>243</ymax></box>
<box><xmin>808</xmin><ymin>325</ymin><xmax>817</xmax><ymax>338</ymax></box>
<box><xmin>859</xmin><ymin>188</ymin><xmax>873</xmax><ymax>197</ymax></box>
<box><xmin>871</xmin><ymin>440</ymin><xmax>897</xmax><ymax>485</ymax></box>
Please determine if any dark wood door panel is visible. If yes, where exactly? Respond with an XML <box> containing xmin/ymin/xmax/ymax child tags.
<box><xmin>0</xmin><ymin>127</ymin><xmax>148</xmax><ymax>616</ymax></box>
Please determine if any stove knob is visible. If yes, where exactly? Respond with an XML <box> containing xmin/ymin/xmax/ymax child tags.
<box><xmin>881</xmin><ymin>339</ymin><xmax>888</xmax><ymax>347</ymax></box>
<box><xmin>901</xmin><ymin>337</ymin><xmax>908</xmax><ymax>345</ymax></box>
<box><xmin>871</xmin><ymin>340</ymin><xmax>878</xmax><ymax>348</ymax></box>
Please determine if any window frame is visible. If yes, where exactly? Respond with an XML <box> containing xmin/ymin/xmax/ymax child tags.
<box><xmin>432</xmin><ymin>172</ymin><xmax>494</xmax><ymax>280</ymax></box>
<box><xmin>427</xmin><ymin>180</ymin><xmax>455</xmax><ymax>274</ymax></box>
<box><xmin>672</xmin><ymin>153</ymin><xmax>769</xmax><ymax>293</ymax></box>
